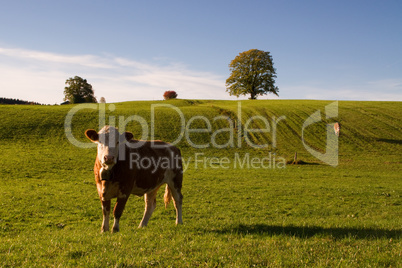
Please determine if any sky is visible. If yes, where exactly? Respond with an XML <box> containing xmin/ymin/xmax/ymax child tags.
<box><xmin>0</xmin><ymin>0</ymin><xmax>401</xmax><ymax>104</ymax></box>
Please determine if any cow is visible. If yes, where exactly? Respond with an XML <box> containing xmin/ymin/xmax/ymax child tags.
<box><xmin>85</xmin><ymin>126</ymin><xmax>183</xmax><ymax>233</ymax></box>
<box><xmin>334</xmin><ymin>122</ymin><xmax>341</xmax><ymax>137</ymax></box>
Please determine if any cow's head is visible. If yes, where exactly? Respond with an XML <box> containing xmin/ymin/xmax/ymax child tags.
<box><xmin>85</xmin><ymin>126</ymin><xmax>133</xmax><ymax>179</ymax></box>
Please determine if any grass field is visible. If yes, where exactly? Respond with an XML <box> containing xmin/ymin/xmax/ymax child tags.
<box><xmin>0</xmin><ymin>100</ymin><xmax>401</xmax><ymax>267</ymax></box>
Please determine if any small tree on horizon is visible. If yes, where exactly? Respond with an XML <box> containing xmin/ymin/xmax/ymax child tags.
<box><xmin>226</xmin><ymin>49</ymin><xmax>279</xmax><ymax>99</ymax></box>
<box><xmin>163</xmin><ymin>91</ymin><xmax>178</xmax><ymax>100</ymax></box>
<box><xmin>63</xmin><ymin>76</ymin><xmax>97</xmax><ymax>104</ymax></box>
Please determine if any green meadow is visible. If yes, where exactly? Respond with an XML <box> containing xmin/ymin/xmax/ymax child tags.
<box><xmin>0</xmin><ymin>100</ymin><xmax>401</xmax><ymax>267</ymax></box>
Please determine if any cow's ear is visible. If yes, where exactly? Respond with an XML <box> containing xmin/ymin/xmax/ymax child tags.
<box><xmin>124</xmin><ymin>131</ymin><xmax>134</xmax><ymax>141</ymax></box>
<box><xmin>85</xmin><ymin>129</ymin><xmax>99</xmax><ymax>142</ymax></box>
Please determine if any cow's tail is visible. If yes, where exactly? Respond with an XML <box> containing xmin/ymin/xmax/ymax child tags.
<box><xmin>164</xmin><ymin>184</ymin><xmax>172</xmax><ymax>209</ymax></box>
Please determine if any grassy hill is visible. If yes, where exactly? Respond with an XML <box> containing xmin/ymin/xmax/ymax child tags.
<box><xmin>0</xmin><ymin>99</ymin><xmax>400</xmax><ymax>161</ymax></box>
<box><xmin>0</xmin><ymin>100</ymin><xmax>401</xmax><ymax>267</ymax></box>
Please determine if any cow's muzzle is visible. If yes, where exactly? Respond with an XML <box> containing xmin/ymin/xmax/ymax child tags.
<box><xmin>104</xmin><ymin>155</ymin><xmax>115</xmax><ymax>165</ymax></box>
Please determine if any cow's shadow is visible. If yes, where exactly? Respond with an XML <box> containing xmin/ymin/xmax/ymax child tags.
<box><xmin>212</xmin><ymin>224</ymin><xmax>401</xmax><ymax>240</ymax></box>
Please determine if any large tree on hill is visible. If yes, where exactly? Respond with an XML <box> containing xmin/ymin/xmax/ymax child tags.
<box><xmin>226</xmin><ymin>49</ymin><xmax>279</xmax><ymax>99</ymax></box>
<box><xmin>63</xmin><ymin>76</ymin><xmax>97</xmax><ymax>103</ymax></box>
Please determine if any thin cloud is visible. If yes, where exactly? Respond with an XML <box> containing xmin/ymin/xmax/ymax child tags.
<box><xmin>0</xmin><ymin>46</ymin><xmax>228</xmax><ymax>104</ymax></box>
<box><xmin>0</xmin><ymin>47</ymin><xmax>114</xmax><ymax>69</ymax></box>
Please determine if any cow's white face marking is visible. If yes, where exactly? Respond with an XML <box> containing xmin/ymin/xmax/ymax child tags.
<box><xmin>97</xmin><ymin>126</ymin><xmax>120</xmax><ymax>170</ymax></box>
<box><xmin>85</xmin><ymin>126</ymin><xmax>134</xmax><ymax>179</ymax></box>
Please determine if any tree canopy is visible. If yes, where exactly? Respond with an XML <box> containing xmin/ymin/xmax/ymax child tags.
<box><xmin>226</xmin><ymin>49</ymin><xmax>279</xmax><ymax>99</ymax></box>
<box><xmin>63</xmin><ymin>76</ymin><xmax>97</xmax><ymax>104</ymax></box>
<box><xmin>163</xmin><ymin>91</ymin><xmax>178</xmax><ymax>100</ymax></box>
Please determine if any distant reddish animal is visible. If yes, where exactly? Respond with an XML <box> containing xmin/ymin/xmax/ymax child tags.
<box><xmin>334</xmin><ymin>122</ymin><xmax>340</xmax><ymax>136</ymax></box>
<box><xmin>85</xmin><ymin>126</ymin><xmax>183</xmax><ymax>233</ymax></box>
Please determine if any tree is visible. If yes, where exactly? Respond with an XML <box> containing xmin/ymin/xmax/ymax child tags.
<box><xmin>63</xmin><ymin>76</ymin><xmax>97</xmax><ymax>103</ymax></box>
<box><xmin>99</xmin><ymin>97</ymin><xmax>106</xmax><ymax>103</ymax></box>
<box><xmin>163</xmin><ymin>90</ymin><xmax>178</xmax><ymax>100</ymax></box>
<box><xmin>226</xmin><ymin>49</ymin><xmax>279</xmax><ymax>99</ymax></box>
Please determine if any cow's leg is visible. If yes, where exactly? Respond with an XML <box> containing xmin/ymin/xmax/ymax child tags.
<box><xmin>167</xmin><ymin>181</ymin><xmax>183</xmax><ymax>225</ymax></box>
<box><xmin>138</xmin><ymin>188</ymin><xmax>159</xmax><ymax>228</ymax></box>
<box><xmin>101</xmin><ymin>200</ymin><xmax>111</xmax><ymax>233</ymax></box>
<box><xmin>112</xmin><ymin>197</ymin><xmax>128</xmax><ymax>233</ymax></box>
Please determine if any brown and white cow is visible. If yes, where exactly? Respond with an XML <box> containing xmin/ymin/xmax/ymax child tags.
<box><xmin>334</xmin><ymin>122</ymin><xmax>341</xmax><ymax>137</ymax></box>
<box><xmin>85</xmin><ymin>126</ymin><xmax>183</xmax><ymax>233</ymax></box>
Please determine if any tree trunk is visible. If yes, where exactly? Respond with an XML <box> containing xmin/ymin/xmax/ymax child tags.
<box><xmin>249</xmin><ymin>87</ymin><xmax>257</xmax><ymax>99</ymax></box>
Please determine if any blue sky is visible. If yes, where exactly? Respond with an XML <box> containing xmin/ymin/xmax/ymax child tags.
<box><xmin>0</xmin><ymin>0</ymin><xmax>401</xmax><ymax>104</ymax></box>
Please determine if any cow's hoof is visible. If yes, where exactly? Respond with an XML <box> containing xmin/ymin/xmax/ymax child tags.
<box><xmin>112</xmin><ymin>227</ymin><xmax>119</xmax><ymax>233</ymax></box>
